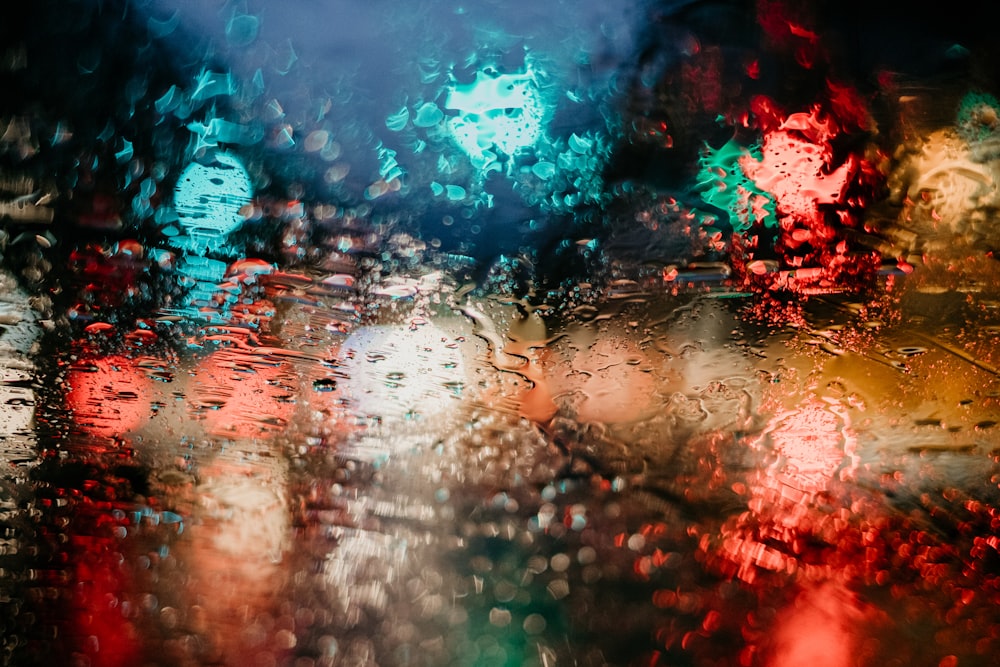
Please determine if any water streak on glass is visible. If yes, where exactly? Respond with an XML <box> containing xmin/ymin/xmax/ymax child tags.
<box><xmin>3</xmin><ymin>1</ymin><xmax>1000</xmax><ymax>666</ymax></box>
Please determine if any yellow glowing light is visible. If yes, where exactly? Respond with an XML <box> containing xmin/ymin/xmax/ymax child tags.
<box><xmin>889</xmin><ymin>129</ymin><xmax>999</xmax><ymax>237</ymax></box>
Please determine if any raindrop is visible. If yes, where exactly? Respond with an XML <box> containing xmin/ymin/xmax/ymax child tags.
<box><xmin>568</xmin><ymin>132</ymin><xmax>593</xmax><ymax>154</ymax></box>
<box><xmin>413</xmin><ymin>102</ymin><xmax>444</xmax><ymax>128</ymax></box>
<box><xmin>523</xmin><ymin>613</ymin><xmax>547</xmax><ymax>635</ymax></box>
<box><xmin>264</xmin><ymin>98</ymin><xmax>285</xmax><ymax>120</ymax></box>
<box><xmin>272</xmin><ymin>124</ymin><xmax>295</xmax><ymax>149</ymax></box>
<box><xmin>190</xmin><ymin>70</ymin><xmax>235</xmax><ymax>102</ymax></box>
<box><xmin>550</xmin><ymin>553</ymin><xmax>571</xmax><ymax>572</ymax></box>
<box><xmin>494</xmin><ymin>580</ymin><xmax>517</xmax><ymax>602</ymax></box>
<box><xmin>628</xmin><ymin>533</ymin><xmax>646</xmax><ymax>551</ymax></box>
<box><xmin>77</xmin><ymin>45</ymin><xmax>101</xmax><ymax>74</ymax></box>
<box><xmin>386</xmin><ymin>107</ymin><xmax>409</xmax><ymax>131</ymax></box>
<box><xmin>226</xmin><ymin>13</ymin><xmax>260</xmax><ymax>47</ymax></box>
<box><xmin>546</xmin><ymin>579</ymin><xmax>570</xmax><ymax>600</ymax></box>
<box><xmin>312</xmin><ymin>378</ymin><xmax>337</xmax><ymax>392</ymax></box>
<box><xmin>531</xmin><ymin>161</ymin><xmax>556</xmax><ymax>180</ymax></box>
<box><xmin>325</xmin><ymin>163</ymin><xmax>350</xmax><ymax>183</ymax></box>
<box><xmin>321</xmin><ymin>141</ymin><xmax>342</xmax><ymax>161</ymax></box>
<box><xmin>115</xmin><ymin>138</ymin><xmax>133</xmax><ymax>164</ymax></box>
<box><xmin>489</xmin><ymin>607</ymin><xmax>512</xmax><ymax>627</ymax></box>
<box><xmin>274</xmin><ymin>39</ymin><xmax>298</xmax><ymax>75</ymax></box>
<box><xmin>304</xmin><ymin>130</ymin><xmax>329</xmax><ymax>152</ymax></box>
<box><xmin>147</xmin><ymin>11</ymin><xmax>179</xmax><ymax>38</ymax></box>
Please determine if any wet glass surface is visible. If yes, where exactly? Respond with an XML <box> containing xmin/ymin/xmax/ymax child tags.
<box><xmin>3</xmin><ymin>1</ymin><xmax>1000</xmax><ymax>665</ymax></box>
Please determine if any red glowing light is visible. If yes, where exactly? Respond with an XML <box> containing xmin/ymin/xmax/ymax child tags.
<box><xmin>680</xmin><ymin>46</ymin><xmax>724</xmax><ymax>114</ymax></box>
<box><xmin>72</xmin><ymin>546</ymin><xmax>142</xmax><ymax>667</ymax></box>
<box><xmin>755</xmin><ymin>0</ymin><xmax>826</xmax><ymax>68</ymax></box>
<box><xmin>749</xmin><ymin>95</ymin><xmax>784</xmax><ymax>133</ymax></box>
<box><xmin>190</xmin><ymin>349</ymin><xmax>297</xmax><ymax>439</ymax></box>
<box><xmin>787</xmin><ymin>22</ymin><xmax>819</xmax><ymax>42</ymax></box>
<box><xmin>762</xmin><ymin>584</ymin><xmax>872</xmax><ymax>667</ymax></box>
<box><xmin>65</xmin><ymin>355</ymin><xmax>153</xmax><ymax>439</ymax></box>
<box><xmin>711</xmin><ymin>400</ymin><xmax>857</xmax><ymax>581</ymax></box>
<box><xmin>732</xmin><ymin>97</ymin><xmax>883</xmax><ymax>302</ymax></box>
<box><xmin>825</xmin><ymin>80</ymin><xmax>872</xmax><ymax>132</ymax></box>
<box><xmin>741</xmin><ymin>110</ymin><xmax>855</xmax><ymax>223</ymax></box>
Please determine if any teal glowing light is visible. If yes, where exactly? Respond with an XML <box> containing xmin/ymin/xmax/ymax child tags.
<box><xmin>512</xmin><ymin>130</ymin><xmax>612</xmax><ymax>212</ymax></box>
<box><xmin>445</xmin><ymin>65</ymin><xmax>545</xmax><ymax>164</ymax></box>
<box><xmin>173</xmin><ymin>152</ymin><xmax>253</xmax><ymax>253</ymax></box>
<box><xmin>167</xmin><ymin>153</ymin><xmax>253</xmax><ymax>321</ymax></box>
<box><xmin>696</xmin><ymin>138</ymin><xmax>776</xmax><ymax>233</ymax></box>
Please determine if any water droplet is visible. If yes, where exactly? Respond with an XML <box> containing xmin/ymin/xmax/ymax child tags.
<box><xmin>226</xmin><ymin>14</ymin><xmax>259</xmax><ymax>47</ymax></box>
<box><xmin>531</xmin><ymin>161</ymin><xmax>556</xmax><ymax>180</ymax></box>
<box><xmin>147</xmin><ymin>11</ymin><xmax>179</xmax><ymax>38</ymax></box>
<box><xmin>386</xmin><ymin>106</ymin><xmax>409</xmax><ymax>131</ymax></box>
<box><xmin>413</xmin><ymin>102</ymin><xmax>444</xmax><ymax>128</ymax></box>
<box><xmin>523</xmin><ymin>613</ymin><xmax>547</xmax><ymax>634</ymax></box>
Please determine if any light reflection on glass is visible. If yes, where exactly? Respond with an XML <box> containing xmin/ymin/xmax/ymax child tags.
<box><xmin>713</xmin><ymin>399</ymin><xmax>858</xmax><ymax>584</ymax></box>
<box><xmin>65</xmin><ymin>355</ymin><xmax>153</xmax><ymax>441</ymax></box>
<box><xmin>4</xmin><ymin>0</ymin><xmax>1000</xmax><ymax>665</ymax></box>
<box><xmin>337</xmin><ymin>320</ymin><xmax>469</xmax><ymax>428</ymax></box>
<box><xmin>445</xmin><ymin>63</ymin><xmax>546</xmax><ymax>167</ymax></box>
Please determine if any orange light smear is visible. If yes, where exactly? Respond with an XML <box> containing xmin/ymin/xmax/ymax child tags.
<box><xmin>190</xmin><ymin>349</ymin><xmax>297</xmax><ymax>439</ymax></box>
<box><xmin>181</xmin><ymin>455</ymin><xmax>290</xmax><ymax>666</ymax></box>
<box><xmin>517</xmin><ymin>349</ymin><xmax>559</xmax><ymax>425</ymax></box>
<box><xmin>570</xmin><ymin>338</ymin><xmax>658</xmax><ymax>424</ymax></box>
<box><xmin>473</xmin><ymin>312</ymin><xmax>559</xmax><ymax>426</ymax></box>
<box><xmin>229</xmin><ymin>299</ymin><xmax>277</xmax><ymax>330</ymax></box>
<box><xmin>65</xmin><ymin>355</ymin><xmax>153</xmax><ymax>439</ymax></box>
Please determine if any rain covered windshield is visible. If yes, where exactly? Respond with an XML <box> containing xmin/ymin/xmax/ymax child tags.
<box><xmin>3</xmin><ymin>1</ymin><xmax>1000</xmax><ymax>666</ymax></box>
